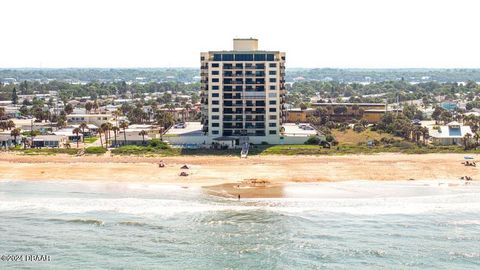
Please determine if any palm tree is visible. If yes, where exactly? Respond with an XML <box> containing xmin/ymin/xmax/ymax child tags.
<box><xmin>474</xmin><ymin>131</ymin><xmax>480</xmax><ymax>147</ymax></box>
<box><xmin>79</xmin><ymin>122</ymin><xmax>88</xmax><ymax>142</ymax></box>
<box><xmin>120</xmin><ymin>122</ymin><xmax>129</xmax><ymax>146</ymax></box>
<box><xmin>112</xmin><ymin>126</ymin><xmax>120</xmax><ymax>147</ymax></box>
<box><xmin>139</xmin><ymin>130</ymin><xmax>147</xmax><ymax>145</ymax></box>
<box><xmin>463</xmin><ymin>133</ymin><xmax>472</xmax><ymax>150</ymax></box>
<box><xmin>421</xmin><ymin>126</ymin><xmax>429</xmax><ymax>145</ymax></box>
<box><xmin>7</xmin><ymin>120</ymin><xmax>15</xmax><ymax>130</ymax></box>
<box><xmin>98</xmin><ymin>127</ymin><xmax>104</xmax><ymax>148</ymax></box>
<box><xmin>93</xmin><ymin>100</ymin><xmax>99</xmax><ymax>113</ymax></box>
<box><xmin>73</xmin><ymin>127</ymin><xmax>81</xmax><ymax>148</ymax></box>
<box><xmin>101</xmin><ymin>123</ymin><xmax>112</xmax><ymax>147</ymax></box>
<box><xmin>413</xmin><ymin>126</ymin><xmax>423</xmax><ymax>143</ymax></box>
<box><xmin>10</xmin><ymin>128</ymin><xmax>21</xmax><ymax>147</ymax></box>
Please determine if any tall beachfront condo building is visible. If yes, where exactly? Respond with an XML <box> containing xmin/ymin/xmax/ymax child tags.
<box><xmin>200</xmin><ymin>38</ymin><xmax>286</xmax><ymax>145</ymax></box>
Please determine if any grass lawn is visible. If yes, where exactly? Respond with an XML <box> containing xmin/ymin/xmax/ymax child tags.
<box><xmin>111</xmin><ymin>145</ymin><xmax>179</xmax><ymax>156</ymax></box>
<box><xmin>11</xmin><ymin>148</ymin><xmax>79</xmax><ymax>155</ymax></box>
<box><xmin>85</xmin><ymin>146</ymin><xmax>107</xmax><ymax>155</ymax></box>
<box><xmin>332</xmin><ymin>129</ymin><xmax>401</xmax><ymax>146</ymax></box>
<box><xmin>83</xmin><ymin>137</ymin><xmax>98</xmax><ymax>144</ymax></box>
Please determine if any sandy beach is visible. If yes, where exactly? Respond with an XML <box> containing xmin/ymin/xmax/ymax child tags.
<box><xmin>0</xmin><ymin>152</ymin><xmax>478</xmax><ymax>198</ymax></box>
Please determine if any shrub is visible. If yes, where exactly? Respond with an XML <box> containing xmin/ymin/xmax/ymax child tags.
<box><xmin>148</xmin><ymin>139</ymin><xmax>169</xmax><ymax>149</ymax></box>
<box><xmin>325</xmin><ymin>135</ymin><xmax>335</xmax><ymax>142</ymax></box>
<box><xmin>85</xmin><ymin>146</ymin><xmax>107</xmax><ymax>154</ymax></box>
<box><xmin>305</xmin><ymin>136</ymin><xmax>321</xmax><ymax>145</ymax></box>
<box><xmin>353</xmin><ymin>124</ymin><xmax>365</xmax><ymax>133</ymax></box>
<box><xmin>392</xmin><ymin>141</ymin><xmax>416</xmax><ymax>149</ymax></box>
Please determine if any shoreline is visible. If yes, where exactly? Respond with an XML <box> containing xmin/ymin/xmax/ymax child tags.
<box><xmin>1</xmin><ymin>152</ymin><xmax>478</xmax><ymax>198</ymax></box>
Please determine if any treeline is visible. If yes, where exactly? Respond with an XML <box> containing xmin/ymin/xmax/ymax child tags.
<box><xmin>288</xmin><ymin>68</ymin><xmax>480</xmax><ymax>83</ymax></box>
<box><xmin>0</xmin><ymin>80</ymin><xmax>200</xmax><ymax>101</ymax></box>
<box><xmin>3</xmin><ymin>68</ymin><xmax>480</xmax><ymax>83</ymax></box>
<box><xmin>287</xmin><ymin>80</ymin><xmax>480</xmax><ymax>107</ymax></box>
<box><xmin>0</xmin><ymin>68</ymin><xmax>198</xmax><ymax>83</ymax></box>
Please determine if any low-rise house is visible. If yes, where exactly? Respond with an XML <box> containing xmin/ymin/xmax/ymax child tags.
<box><xmin>116</xmin><ymin>132</ymin><xmax>151</xmax><ymax>146</ymax></box>
<box><xmin>32</xmin><ymin>135</ymin><xmax>67</xmax><ymax>148</ymax></box>
<box><xmin>428</xmin><ymin>121</ymin><xmax>473</xmax><ymax>146</ymax></box>
<box><xmin>286</xmin><ymin>108</ymin><xmax>315</xmax><ymax>123</ymax></box>
<box><xmin>20</xmin><ymin>121</ymin><xmax>54</xmax><ymax>134</ymax></box>
<box><xmin>68</xmin><ymin>124</ymin><xmax>99</xmax><ymax>135</ymax></box>
<box><xmin>67</xmin><ymin>113</ymin><xmax>113</xmax><ymax>126</ymax></box>
<box><xmin>311</xmin><ymin>102</ymin><xmax>387</xmax><ymax>122</ymax></box>
<box><xmin>54</xmin><ymin>128</ymin><xmax>83</xmax><ymax>142</ymax></box>
<box><xmin>0</xmin><ymin>135</ymin><xmax>21</xmax><ymax>148</ymax></box>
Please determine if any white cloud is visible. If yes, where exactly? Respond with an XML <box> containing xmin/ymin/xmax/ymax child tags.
<box><xmin>1</xmin><ymin>0</ymin><xmax>479</xmax><ymax>68</ymax></box>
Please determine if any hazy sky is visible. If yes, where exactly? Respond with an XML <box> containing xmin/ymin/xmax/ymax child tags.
<box><xmin>2</xmin><ymin>0</ymin><xmax>479</xmax><ymax>68</ymax></box>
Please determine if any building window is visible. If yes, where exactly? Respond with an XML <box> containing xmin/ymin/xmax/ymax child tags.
<box><xmin>269</xmin><ymin>123</ymin><xmax>277</xmax><ymax>127</ymax></box>
<box><xmin>254</xmin><ymin>54</ymin><xmax>266</xmax><ymax>61</ymax></box>
<box><xmin>212</xmin><ymin>100</ymin><xmax>219</xmax><ymax>105</ymax></box>
<box><xmin>213</xmin><ymin>54</ymin><xmax>222</xmax><ymax>61</ymax></box>
<box><xmin>269</xmin><ymin>78</ymin><xmax>276</xmax><ymax>83</ymax></box>
<box><xmin>235</xmin><ymin>54</ymin><xmax>254</xmax><ymax>61</ymax></box>
<box><xmin>269</xmin><ymin>108</ymin><xmax>276</xmax><ymax>112</ymax></box>
<box><xmin>269</xmin><ymin>86</ymin><xmax>276</xmax><ymax>90</ymax></box>
<box><xmin>269</xmin><ymin>130</ymin><xmax>277</xmax><ymax>135</ymax></box>
<box><xmin>212</xmin><ymin>108</ymin><xmax>219</xmax><ymax>112</ymax></box>
<box><xmin>212</xmin><ymin>130</ymin><xmax>219</xmax><ymax>135</ymax></box>
<box><xmin>269</xmin><ymin>115</ymin><xmax>277</xmax><ymax>120</ymax></box>
<box><xmin>212</xmin><ymin>115</ymin><xmax>219</xmax><ymax>120</ymax></box>
<box><xmin>212</xmin><ymin>123</ymin><xmax>220</xmax><ymax>127</ymax></box>
<box><xmin>212</xmin><ymin>85</ymin><xmax>219</xmax><ymax>90</ymax></box>
<box><xmin>267</xmin><ymin>54</ymin><xmax>274</xmax><ymax>61</ymax></box>
<box><xmin>212</xmin><ymin>78</ymin><xmax>219</xmax><ymax>83</ymax></box>
<box><xmin>223</xmin><ymin>54</ymin><xmax>234</xmax><ymax>61</ymax></box>
<box><xmin>268</xmin><ymin>92</ymin><xmax>276</xmax><ymax>97</ymax></box>
<box><xmin>212</xmin><ymin>63</ymin><xmax>219</xmax><ymax>68</ymax></box>
<box><xmin>269</xmin><ymin>63</ymin><xmax>276</xmax><ymax>68</ymax></box>
<box><xmin>269</xmin><ymin>100</ymin><xmax>276</xmax><ymax>105</ymax></box>
<box><xmin>201</xmin><ymin>56</ymin><xmax>205</xmax><ymax>61</ymax></box>
<box><xmin>212</xmin><ymin>70</ymin><xmax>219</xmax><ymax>75</ymax></box>
<box><xmin>212</xmin><ymin>93</ymin><xmax>219</xmax><ymax>98</ymax></box>
<box><xmin>269</xmin><ymin>70</ymin><xmax>276</xmax><ymax>75</ymax></box>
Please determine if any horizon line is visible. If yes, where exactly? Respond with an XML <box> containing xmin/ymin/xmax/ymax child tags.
<box><xmin>1</xmin><ymin>67</ymin><xmax>480</xmax><ymax>70</ymax></box>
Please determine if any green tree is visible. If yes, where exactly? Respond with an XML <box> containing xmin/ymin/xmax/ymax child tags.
<box><xmin>73</xmin><ymin>127</ymin><xmax>81</xmax><ymax>148</ymax></box>
<box><xmin>120</xmin><ymin>122</ymin><xmax>129</xmax><ymax>145</ymax></box>
<box><xmin>139</xmin><ymin>130</ymin><xmax>147</xmax><ymax>145</ymax></box>
<box><xmin>12</xmin><ymin>87</ymin><xmax>18</xmax><ymax>105</ymax></box>
<box><xmin>10</xmin><ymin>128</ymin><xmax>21</xmax><ymax>146</ymax></box>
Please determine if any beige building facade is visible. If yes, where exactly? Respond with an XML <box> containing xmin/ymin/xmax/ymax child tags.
<box><xmin>200</xmin><ymin>38</ymin><xmax>286</xmax><ymax>145</ymax></box>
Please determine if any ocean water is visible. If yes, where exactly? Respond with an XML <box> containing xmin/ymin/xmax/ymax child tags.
<box><xmin>1</xmin><ymin>180</ymin><xmax>480</xmax><ymax>269</ymax></box>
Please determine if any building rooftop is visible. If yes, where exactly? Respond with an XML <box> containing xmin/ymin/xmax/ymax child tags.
<box><xmin>165</xmin><ymin>122</ymin><xmax>204</xmax><ymax>136</ymax></box>
<box><xmin>312</xmin><ymin>102</ymin><xmax>386</xmax><ymax>106</ymax></box>
<box><xmin>282</xmin><ymin>123</ymin><xmax>318</xmax><ymax>137</ymax></box>
<box><xmin>428</xmin><ymin>124</ymin><xmax>472</xmax><ymax>139</ymax></box>
<box><xmin>67</xmin><ymin>113</ymin><xmax>112</xmax><ymax>117</ymax></box>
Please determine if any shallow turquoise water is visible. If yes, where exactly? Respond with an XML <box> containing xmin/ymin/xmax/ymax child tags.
<box><xmin>1</xmin><ymin>180</ymin><xmax>480</xmax><ymax>269</ymax></box>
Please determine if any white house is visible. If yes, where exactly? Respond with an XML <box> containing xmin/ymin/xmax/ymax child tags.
<box><xmin>67</xmin><ymin>113</ymin><xmax>113</xmax><ymax>126</ymax></box>
<box><xmin>32</xmin><ymin>135</ymin><xmax>67</xmax><ymax>148</ymax></box>
<box><xmin>0</xmin><ymin>135</ymin><xmax>21</xmax><ymax>148</ymax></box>
<box><xmin>428</xmin><ymin>121</ymin><xmax>473</xmax><ymax>146</ymax></box>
